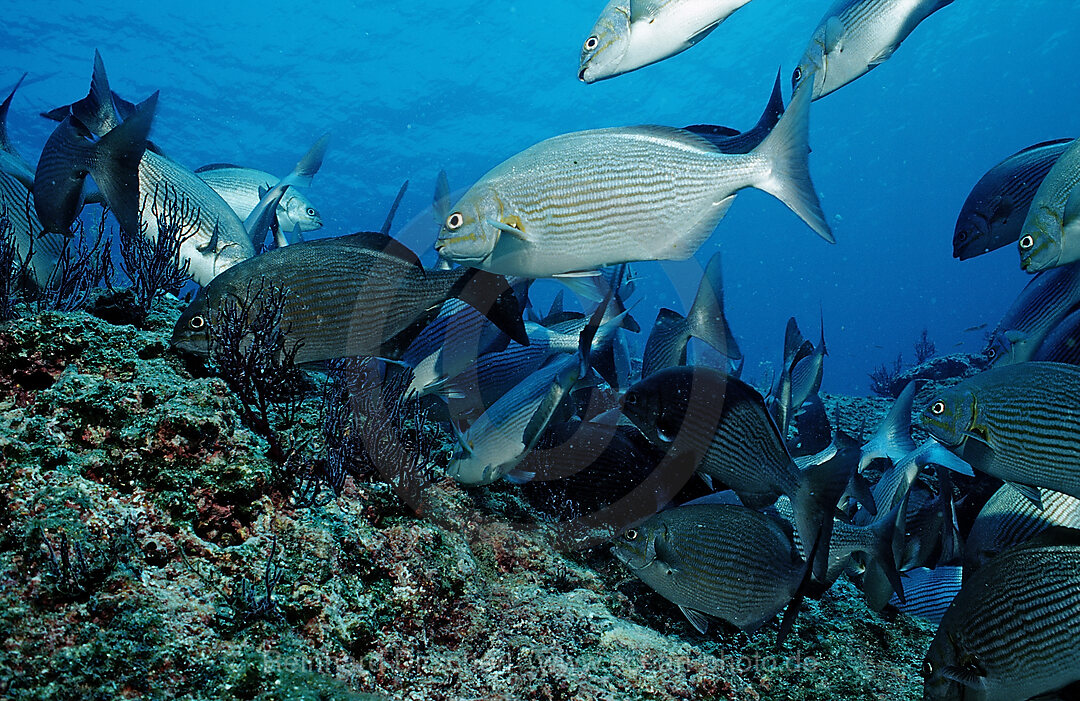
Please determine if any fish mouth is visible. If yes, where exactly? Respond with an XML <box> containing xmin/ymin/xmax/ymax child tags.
<box><xmin>578</xmin><ymin>66</ymin><xmax>590</xmax><ymax>83</ymax></box>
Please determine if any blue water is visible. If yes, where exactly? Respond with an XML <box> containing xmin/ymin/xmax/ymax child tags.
<box><xmin>2</xmin><ymin>0</ymin><xmax>1077</xmax><ymax>393</ymax></box>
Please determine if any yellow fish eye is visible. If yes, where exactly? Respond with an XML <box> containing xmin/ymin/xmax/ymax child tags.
<box><xmin>189</xmin><ymin>315</ymin><xmax>206</xmax><ymax>330</ymax></box>
<box><xmin>1019</xmin><ymin>234</ymin><xmax>1034</xmax><ymax>250</ymax></box>
<box><xmin>584</xmin><ymin>36</ymin><xmax>599</xmax><ymax>51</ymax></box>
<box><xmin>931</xmin><ymin>401</ymin><xmax>946</xmax><ymax>415</ymax></box>
<box><xmin>446</xmin><ymin>212</ymin><xmax>465</xmax><ymax>231</ymax></box>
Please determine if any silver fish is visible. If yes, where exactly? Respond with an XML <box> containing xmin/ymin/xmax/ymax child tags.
<box><xmin>435</xmin><ymin>82</ymin><xmax>831</xmax><ymax>278</ymax></box>
<box><xmin>954</xmin><ymin>139</ymin><xmax>1071</xmax><ymax>260</ymax></box>
<box><xmin>922</xmin><ymin>528</ymin><xmax>1080</xmax><ymax>701</ymax></box>
<box><xmin>1018</xmin><ymin>137</ymin><xmax>1080</xmax><ymax>273</ymax></box>
<box><xmin>612</xmin><ymin>503</ymin><xmax>807</xmax><ymax>635</ymax></box>
<box><xmin>887</xmin><ymin>566</ymin><xmax>960</xmax><ymax>626</ymax></box>
<box><xmin>1033</xmin><ymin>308</ymin><xmax>1080</xmax><ymax>365</ymax></box>
<box><xmin>194</xmin><ymin>136</ymin><xmax>328</xmax><ymax>238</ymax></box>
<box><xmin>793</xmin><ymin>0</ymin><xmax>955</xmax><ymax>100</ymax></box>
<box><xmin>859</xmin><ymin>380</ymin><xmax>918</xmax><ymax>472</ymax></box>
<box><xmin>578</xmin><ymin>0</ymin><xmax>754</xmax><ymax>83</ymax></box>
<box><xmin>446</xmin><ymin>298</ymin><xmax>607</xmax><ymax>485</ymax></box>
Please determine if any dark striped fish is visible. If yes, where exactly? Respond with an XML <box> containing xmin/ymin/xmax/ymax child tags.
<box><xmin>887</xmin><ymin>566</ymin><xmax>960</xmax><ymax>625</ymax></box>
<box><xmin>793</xmin><ymin>0</ymin><xmax>956</xmax><ymax>100</ymax></box>
<box><xmin>612</xmin><ymin>503</ymin><xmax>806</xmax><ymax>635</ymax></box>
<box><xmin>435</xmin><ymin>82</ymin><xmax>831</xmax><ymax>278</ymax></box>
<box><xmin>170</xmin><ymin>232</ymin><xmax>528</xmax><ymax>365</ymax></box>
<box><xmin>985</xmin><ymin>262</ymin><xmax>1080</xmax><ymax>365</ymax></box>
<box><xmin>923</xmin><ymin>528</ymin><xmax>1080</xmax><ymax>700</ymax></box>
<box><xmin>1033</xmin><ymin>307</ymin><xmax>1080</xmax><ymax>365</ymax></box>
<box><xmin>640</xmin><ymin>251</ymin><xmax>740</xmax><ymax>379</ymax></box>
<box><xmin>964</xmin><ymin>484</ymin><xmax>1080</xmax><ymax>577</ymax></box>
<box><xmin>954</xmin><ymin>139</ymin><xmax>1072</xmax><ymax>260</ymax></box>
<box><xmin>920</xmin><ymin>362</ymin><xmax>1080</xmax><ymax>500</ymax></box>
<box><xmin>683</xmin><ymin>68</ymin><xmax>784</xmax><ymax>155</ymax></box>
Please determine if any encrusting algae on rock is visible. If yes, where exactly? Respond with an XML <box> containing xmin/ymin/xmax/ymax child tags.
<box><xmin>0</xmin><ymin>298</ymin><xmax>934</xmax><ymax>700</ymax></box>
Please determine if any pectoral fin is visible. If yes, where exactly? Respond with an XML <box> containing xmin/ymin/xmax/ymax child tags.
<box><xmin>869</xmin><ymin>42</ymin><xmax>899</xmax><ymax>67</ymax></box>
<box><xmin>678</xmin><ymin>605</ymin><xmax>711</xmax><ymax>634</ymax></box>
<box><xmin>485</xmin><ymin>216</ymin><xmax>529</xmax><ymax>242</ymax></box>
<box><xmin>1064</xmin><ymin>187</ymin><xmax>1080</xmax><ymax>228</ymax></box>
<box><xmin>629</xmin><ymin>0</ymin><xmax>664</xmax><ymax>23</ymax></box>
<box><xmin>824</xmin><ymin>16</ymin><xmax>846</xmax><ymax>53</ymax></box>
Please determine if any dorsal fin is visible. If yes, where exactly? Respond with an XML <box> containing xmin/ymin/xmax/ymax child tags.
<box><xmin>71</xmin><ymin>50</ymin><xmax>122</xmax><ymax>135</ymax></box>
<box><xmin>381</xmin><ymin>180</ymin><xmax>409</xmax><ymax>235</ymax></box>
<box><xmin>0</xmin><ymin>73</ymin><xmax>26</xmax><ymax>154</ymax></box>
<box><xmin>341</xmin><ymin>231</ymin><xmax>424</xmax><ymax>273</ymax></box>
<box><xmin>619</xmin><ymin>125</ymin><xmax>724</xmax><ymax>154</ymax></box>
<box><xmin>194</xmin><ymin>163</ymin><xmax>243</xmax><ymax>173</ymax></box>
<box><xmin>1015</xmin><ymin>137</ymin><xmax>1074</xmax><ymax>155</ymax></box>
<box><xmin>433</xmin><ymin>169</ymin><xmax>451</xmax><ymax>224</ymax></box>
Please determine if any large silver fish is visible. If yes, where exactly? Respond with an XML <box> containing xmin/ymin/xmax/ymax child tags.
<box><xmin>920</xmin><ymin>362</ymin><xmax>1080</xmax><ymax>502</ymax></box>
<box><xmin>434</xmin><ymin>82</ymin><xmax>831</xmax><ymax>278</ymax></box>
<box><xmin>984</xmin><ymin>262</ymin><xmax>1080</xmax><ymax>366</ymax></box>
<box><xmin>922</xmin><ymin>528</ymin><xmax>1080</xmax><ymax>701</ymax></box>
<box><xmin>578</xmin><ymin>0</ymin><xmax>753</xmax><ymax>83</ymax></box>
<box><xmin>793</xmin><ymin>0</ymin><xmax>955</xmax><ymax>100</ymax></box>
<box><xmin>194</xmin><ymin>136</ymin><xmax>329</xmax><ymax>238</ymax></box>
<box><xmin>954</xmin><ymin>139</ymin><xmax>1071</xmax><ymax>261</ymax></box>
<box><xmin>1018</xmin><ymin>138</ymin><xmax>1080</xmax><ymax>273</ymax></box>
<box><xmin>612</xmin><ymin>503</ymin><xmax>807</xmax><ymax>635</ymax></box>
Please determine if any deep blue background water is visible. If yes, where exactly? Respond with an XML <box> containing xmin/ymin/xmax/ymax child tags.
<box><xmin>2</xmin><ymin>1</ymin><xmax>1077</xmax><ymax>394</ymax></box>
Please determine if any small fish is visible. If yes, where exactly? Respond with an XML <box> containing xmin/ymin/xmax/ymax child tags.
<box><xmin>194</xmin><ymin>136</ymin><xmax>329</xmax><ymax>240</ymax></box>
<box><xmin>964</xmin><ymin>484</ymin><xmax>1080</xmax><ymax>578</ymax></box>
<box><xmin>683</xmin><ymin>68</ymin><xmax>784</xmax><ymax>155</ymax></box>
<box><xmin>887</xmin><ymin>566</ymin><xmax>960</xmax><ymax>626</ymax></box>
<box><xmin>578</xmin><ymin>0</ymin><xmax>754</xmax><ymax>83</ymax></box>
<box><xmin>793</xmin><ymin>0</ymin><xmax>955</xmax><ymax>100</ymax></box>
<box><xmin>612</xmin><ymin>503</ymin><xmax>808</xmax><ymax>636</ymax></box>
<box><xmin>640</xmin><ymin>251</ymin><xmax>740</xmax><ymax>379</ymax></box>
<box><xmin>171</xmin><ymin>231</ymin><xmax>528</xmax><ymax>365</ymax></box>
<box><xmin>920</xmin><ymin>362</ymin><xmax>1080</xmax><ymax>501</ymax></box>
<box><xmin>963</xmin><ymin>323</ymin><xmax>987</xmax><ymax>333</ymax></box>
<box><xmin>984</xmin><ymin>262</ymin><xmax>1080</xmax><ymax>365</ymax></box>
<box><xmin>1033</xmin><ymin>308</ymin><xmax>1080</xmax><ymax>365</ymax></box>
<box><xmin>766</xmin><ymin>317</ymin><xmax>804</xmax><ymax>436</ymax></box>
<box><xmin>922</xmin><ymin>528</ymin><xmax>1080</xmax><ymax>700</ymax></box>
<box><xmin>446</xmin><ymin>296</ymin><xmax>608</xmax><ymax>485</ymax></box>
<box><xmin>954</xmin><ymin>139</ymin><xmax>1071</xmax><ymax>260</ymax></box>
<box><xmin>1018</xmin><ymin>138</ymin><xmax>1080</xmax><ymax>272</ymax></box>
<box><xmin>435</xmin><ymin>81</ymin><xmax>831</xmax><ymax>278</ymax></box>
<box><xmin>788</xmin><ymin>312</ymin><xmax>827</xmax><ymax>413</ymax></box>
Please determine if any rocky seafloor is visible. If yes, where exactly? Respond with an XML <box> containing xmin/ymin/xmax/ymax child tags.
<box><xmin>0</xmin><ymin>300</ymin><xmax>936</xmax><ymax>701</ymax></box>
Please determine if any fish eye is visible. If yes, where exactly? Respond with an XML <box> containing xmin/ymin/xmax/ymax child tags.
<box><xmin>931</xmin><ymin>401</ymin><xmax>946</xmax><ymax>415</ymax></box>
<box><xmin>792</xmin><ymin>66</ymin><xmax>802</xmax><ymax>84</ymax></box>
<box><xmin>623</xmin><ymin>529</ymin><xmax>638</xmax><ymax>541</ymax></box>
<box><xmin>584</xmin><ymin>36</ymin><xmax>599</xmax><ymax>51</ymax></box>
<box><xmin>1019</xmin><ymin>235</ymin><xmax>1035</xmax><ymax>250</ymax></box>
<box><xmin>446</xmin><ymin>212</ymin><xmax>465</xmax><ymax>231</ymax></box>
<box><xmin>624</xmin><ymin>391</ymin><xmax>639</xmax><ymax>407</ymax></box>
<box><xmin>189</xmin><ymin>315</ymin><xmax>206</xmax><ymax>330</ymax></box>
<box><xmin>986</xmin><ymin>347</ymin><xmax>996</xmax><ymax>360</ymax></box>
<box><xmin>956</xmin><ymin>230</ymin><xmax>967</xmax><ymax>243</ymax></box>
<box><xmin>306</xmin><ymin>207</ymin><xmax>316</xmax><ymax>217</ymax></box>
<box><xmin>921</xmin><ymin>661</ymin><xmax>933</xmax><ymax>678</ymax></box>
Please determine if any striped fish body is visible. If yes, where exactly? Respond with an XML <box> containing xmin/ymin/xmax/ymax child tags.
<box><xmin>621</xmin><ymin>367</ymin><xmax>801</xmax><ymax>508</ymax></box>
<box><xmin>1020</xmin><ymin>138</ymin><xmax>1080</xmax><ymax>272</ymax></box>
<box><xmin>923</xmin><ymin>530</ymin><xmax>1080</xmax><ymax>701</ymax></box>
<box><xmin>171</xmin><ymin>233</ymin><xmax>524</xmax><ymax>365</ymax></box>
<box><xmin>965</xmin><ymin>484</ymin><xmax>1080</xmax><ymax>577</ymax></box>
<box><xmin>196</xmin><ymin>165</ymin><xmax>322</xmax><ymax>234</ymax></box>
<box><xmin>986</xmin><ymin>262</ymin><xmax>1080</xmax><ymax>366</ymax></box>
<box><xmin>437</xmin><ymin>126</ymin><xmax>763</xmax><ymax>277</ymax></box>
<box><xmin>0</xmin><ymin>171</ymin><xmax>57</xmax><ymax>285</ymax></box>
<box><xmin>888</xmin><ymin>566</ymin><xmax>960</xmax><ymax>625</ymax></box>
<box><xmin>578</xmin><ymin>0</ymin><xmax>753</xmax><ymax>83</ymax></box>
<box><xmin>135</xmin><ymin>151</ymin><xmax>255</xmax><ymax>285</ymax></box>
<box><xmin>613</xmin><ymin>503</ymin><xmax>803</xmax><ymax>632</ymax></box>
<box><xmin>1034</xmin><ymin>308</ymin><xmax>1080</xmax><ymax>365</ymax></box>
<box><xmin>954</xmin><ymin>139</ymin><xmax>1071</xmax><ymax>260</ymax></box>
<box><xmin>794</xmin><ymin>0</ymin><xmax>954</xmax><ymax>100</ymax></box>
<box><xmin>448</xmin><ymin>353</ymin><xmax>582</xmax><ymax>485</ymax></box>
<box><xmin>921</xmin><ymin>363</ymin><xmax>1080</xmax><ymax>499</ymax></box>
